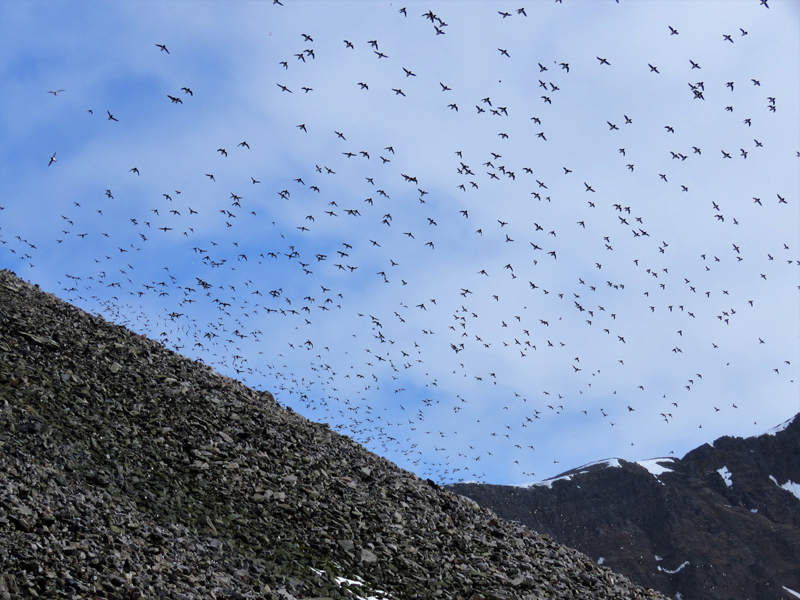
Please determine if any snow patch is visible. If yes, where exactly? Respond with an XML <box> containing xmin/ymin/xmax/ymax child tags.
<box><xmin>781</xmin><ymin>481</ymin><xmax>800</xmax><ymax>501</ymax></box>
<box><xmin>784</xmin><ymin>586</ymin><xmax>800</xmax><ymax>599</ymax></box>
<box><xmin>336</xmin><ymin>576</ymin><xmax>364</xmax><ymax>587</ymax></box>
<box><xmin>751</xmin><ymin>508</ymin><xmax>758</xmax><ymax>513</ymax></box>
<box><xmin>717</xmin><ymin>466</ymin><xmax>733</xmax><ymax>487</ymax></box>
<box><xmin>524</xmin><ymin>473</ymin><xmax>575</xmax><ymax>489</ymax></box>
<box><xmin>520</xmin><ymin>458</ymin><xmax>622</xmax><ymax>488</ymax></box>
<box><xmin>587</xmin><ymin>458</ymin><xmax>622</xmax><ymax>469</ymax></box>
<box><xmin>658</xmin><ymin>560</ymin><xmax>689</xmax><ymax>574</ymax></box>
<box><xmin>332</xmin><ymin>575</ymin><xmax>394</xmax><ymax>600</ymax></box>
<box><xmin>769</xmin><ymin>475</ymin><xmax>800</xmax><ymax>501</ymax></box>
<box><xmin>597</xmin><ymin>557</ymin><xmax>604</xmax><ymax>565</ymax></box>
<box><xmin>764</xmin><ymin>417</ymin><xmax>794</xmax><ymax>436</ymax></box>
<box><xmin>637</xmin><ymin>457</ymin><xmax>677</xmax><ymax>478</ymax></box>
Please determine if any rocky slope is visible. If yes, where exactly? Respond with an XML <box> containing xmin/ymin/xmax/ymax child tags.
<box><xmin>450</xmin><ymin>416</ymin><xmax>800</xmax><ymax>600</ymax></box>
<box><xmin>0</xmin><ymin>267</ymin><xmax>666</xmax><ymax>600</ymax></box>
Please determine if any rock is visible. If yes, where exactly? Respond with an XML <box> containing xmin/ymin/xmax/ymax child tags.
<box><xmin>277</xmin><ymin>588</ymin><xmax>297</xmax><ymax>600</ymax></box>
<box><xmin>360</xmin><ymin>548</ymin><xmax>378</xmax><ymax>563</ymax></box>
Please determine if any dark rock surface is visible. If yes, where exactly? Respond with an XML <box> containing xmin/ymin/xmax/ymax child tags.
<box><xmin>450</xmin><ymin>416</ymin><xmax>800</xmax><ymax>600</ymax></box>
<box><xmin>0</xmin><ymin>268</ymin><xmax>667</xmax><ymax>600</ymax></box>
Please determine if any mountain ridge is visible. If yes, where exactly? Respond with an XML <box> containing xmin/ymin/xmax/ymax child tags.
<box><xmin>450</xmin><ymin>414</ymin><xmax>800</xmax><ymax>600</ymax></box>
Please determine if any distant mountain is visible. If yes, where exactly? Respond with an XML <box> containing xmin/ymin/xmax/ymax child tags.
<box><xmin>0</xmin><ymin>268</ymin><xmax>666</xmax><ymax>600</ymax></box>
<box><xmin>450</xmin><ymin>416</ymin><xmax>800</xmax><ymax>600</ymax></box>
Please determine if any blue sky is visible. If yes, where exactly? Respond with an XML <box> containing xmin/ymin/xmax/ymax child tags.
<box><xmin>1</xmin><ymin>0</ymin><xmax>799</xmax><ymax>485</ymax></box>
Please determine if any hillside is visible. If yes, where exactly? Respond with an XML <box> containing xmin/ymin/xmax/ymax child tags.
<box><xmin>450</xmin><ymin>416</ymin><xmax>800</xmax><ymax>600</ymax></box>
<box><xmin>0</xmin><ymin>267</ymin><xmax>666</xmax><ymax>600</ymax></box>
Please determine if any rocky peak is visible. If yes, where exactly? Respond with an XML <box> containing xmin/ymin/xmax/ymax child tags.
<box><xmin>450</xmin><ymin>415</ymin><xmax>800</xmax><ymax>600</ymax></box>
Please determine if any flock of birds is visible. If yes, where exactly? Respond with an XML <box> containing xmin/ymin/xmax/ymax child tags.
<box><xmin>4</xmin><ymin>0</ymin><xmax>798</xmax><ymax>484</ymax></box>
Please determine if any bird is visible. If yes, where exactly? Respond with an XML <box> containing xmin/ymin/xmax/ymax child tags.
<box><xmin>156</xmin><ymin>44</ymin><xmax>169</xmax><ymax>53</ymax></box>
<box><xmin>107</xmin><ymin>111</ymin><xmax>118</xmax><ymax>121</ymax></box>
<box><xmin>12</xmin><ymin>2</ymin><xmax>798</xmax><ymax>490</ymax></box>
<box><xmin>47</xmin><ymin>89</ymin><xmax>65</xmax><ymax>96</ymax></box>
<box><xmin>48</xmin><ymin>152</ymin><xmax>57</xmax><ymax>166</ymax></box>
